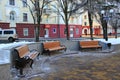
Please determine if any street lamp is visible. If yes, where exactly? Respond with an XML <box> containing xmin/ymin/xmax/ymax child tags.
<box><xmin>101</xmin><ymin>10</ymin><xmax>108</xmax><ymax>41</ymax></box>
<box><xmin>100</xmin><ymin>3</ymin><xmax>116</xmax><ymax>41</ymax></box>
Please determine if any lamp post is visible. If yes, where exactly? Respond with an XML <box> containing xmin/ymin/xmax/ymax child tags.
<box><xmin>100</xmin><ymin>3</ymin><xmax>115</xmax><ymax>41</ymax></box>
<box><xmin>101</xmin><ymin>10</ymin><xmax>108</xmax><ymax>41</ymax></box>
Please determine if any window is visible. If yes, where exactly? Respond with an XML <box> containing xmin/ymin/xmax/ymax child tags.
<box><xmin>53</xmin><ymin>28</ymin><xmax>56</xmax><ymax>33</ymax></box>
<box><xmin>23</xmin><ymin>13</ymin><xmax>28</xmax><ymax>22</ymax></box>
<box><xmin>4</xmin><ymin>31</ymin><xmax>13</xmax><ymax>34</ymax></box>
<box><xmin>22</xmin><ymin>0</ymin><xmax>27</xmax><ymax>7</ymax></box>
<box><xmin>70</xmin><ymin>17</ymin><xmax>74</xmax><ymax>23</ymax></box>
<box><xmin>0</xmin><ymin>11</ymin><xmax>1</xmax><ymax>20</ymax></box>
<box><xmin>44</xmin><ymin>15</ymin><xmax>48</xmax><ymax>23</ymax></box>
<box><xmin>10</xmin><ymin>11</ymin><xmax>15</xmax><ymax>21</ymax></box>
<box><xmin>54</xmin><ymin>16</ymin><xmax>57</xmax><ymax>23</ymax></box>
<box><xmin>64</xmin><ymin>28</ymin><xmax>67</xmax><ymax>34</ymax></box>
<box><xmin>84</xmin><ymin>15</ymin><xmax>87</xmax><ymax>19</ymax></box>
<box><xmin>76</xmin><ymin>28</ymin><xmax>79</xmax><ymax>34</ymax></box>
<box><xmin>23</xmin><ymin>28</ymin><xmax>28</xmax><ymax>36</ymax></box>
<box><xmin>84</xmin><ymin>22</ymin><xmax>87</xmax><ymax>26</ymax></box>
<box><xmin>0</xmin><ymin>31</ymin><xmax>2</xmax><ymax>34</ymax></box>
<box><xmin>9</xmin><ymin>0</ymin><xmax>15</xmax><ymax>5</ymax></box>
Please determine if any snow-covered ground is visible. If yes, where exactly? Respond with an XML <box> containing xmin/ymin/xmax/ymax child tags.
<box><xmin>0</xmin><ymin>38</ymin><xmax>120</xmax><ymax>64</ymax></box>
<box><xmin>0</xmin><ymin>41</ymin><xmax>34</xmax><ymax>64</ymax></box>
<box><xmin>96</xmin><ymin>38</ymin><xmax>120</xmax><ymax>45</ymax></box>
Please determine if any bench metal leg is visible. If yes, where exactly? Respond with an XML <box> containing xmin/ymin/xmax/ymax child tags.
<box><xmin>17</xmin><ymin>68</ymin><xmax>25</xmax><ymax>77</ymax></box>
<box><xmin>20</xmin><ymin>68</ymin><xmax>23</xmax><ymax>75</ymax></box>
<box><xmin>64</xmin><ymin>48</ymin><xmax>67</xmax><ymax>52</ymax></box>
<box><xmin>30</xmin><ymin>60</ymin><xmax>34</xmax><ymax>68</ymax></box>
<box><xmin>42</xmin><ymin>50</ymin><xmax>50</xmax><ymax>56</ymax></box>
<box><xmin>48</xmin><ymin>51</ymin><xmax>50</xmax><ymax>56</ymax></box>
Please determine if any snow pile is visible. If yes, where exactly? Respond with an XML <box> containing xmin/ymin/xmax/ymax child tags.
<box><xmin>96</xmin><ymin>38</ymin><xmax>120</xmax><ymax>45</ymax></box>
<box><xmin>0</xmin><ymin>41</ymin><xmax>34</xmax><ymax>50</ymax></box>
<box><xmin>0</xmin><ymin>41</ymin><xmax>34</xmax><ymax>64</ymax></box>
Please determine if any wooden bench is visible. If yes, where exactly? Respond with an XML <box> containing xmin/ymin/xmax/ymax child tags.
<box><xmin>42</xmin><ymin>41</ymin><xmax>67</xmax><ymax>56</ymax></box>
<box><xmin>14</xmin><ymin>45</ymin><xmax>39</xmax><ymax>76</ymax></box>
<box><xmin>79</xmin><ymin>40</ymin><xmax>102</xmax><ymax>51</ymax></box>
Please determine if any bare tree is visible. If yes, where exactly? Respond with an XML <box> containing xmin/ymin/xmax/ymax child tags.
<box><xmin>52</xmin><ymin>0</ymin><xmax>87</xmax><ymax>40</ymax></box>
<box><xmin>21</xmin><ymin>0</ymin><xmax>52</xmax><ymax>42</ymax></box>
<box><xmin>83</xmin><ymin>0</ymin><xmax>120</xmax><ymax>41</ymax></box>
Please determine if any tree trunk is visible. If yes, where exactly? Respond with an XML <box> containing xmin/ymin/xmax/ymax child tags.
<box><xmin>66</xmin><ymin>21</ymin><xmax>69</xmax><ymax>40</ymax></box>
<box><xmin>101</xmin><ymin>14</ymin><xmax>106</xmax><ymax>40</ymax></box>
<box><xmin>88</xmin><ymin>11</ymin><xmax>93</xmax><ymax>40</ymax></box>
<box><xmin>35</xmin><ymin>25</ymin><xmax>40</xmax><ymax>42</ymax></box>
<box><xmin>115</xmin><ymin>28</ymin><xmax>117</xmax><ymax>38</ymax></box>
<box><xmin>103</xmin><ymin>20</ymin><xmax>108</xmax><ymax>41</ymax></box>
<box><xmin>65</xmin><ymin>11</ymin><xmax>69</xmax><ymax>40</ymax></box>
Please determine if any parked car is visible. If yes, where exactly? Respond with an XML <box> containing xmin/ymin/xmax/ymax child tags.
<box><xmin>0</xmin><ymin>29</ymin><xmax>18</xmax><ymax>42</ymax></box>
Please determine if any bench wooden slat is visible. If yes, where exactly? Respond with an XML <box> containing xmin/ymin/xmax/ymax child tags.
<box><xmin>15</xmin><ymin>45</ymin><xmax>39</xmax><ymax>59</ymax></box>
<box><xmin>29</xmin><ymin>51</ymin><xmax>39</xmax><ymax>59</ymax></box>
<box><xmin>81</xmin><ymin>45</ymin><xmax>101</xmax><ymax>48</ymax></box>
<box><xmin>42</xmin><ymin>41</ymin><xmax>66</xmax><ymax>55</ymax></box>
<box><xmin>15</xmin><ymin>45</ymin><xmax>30</xmax><ymax>58</ymax></box>
<box><xmin>43</xmin><ymin>41</ymin><xmax>61</xmax><ymax>49</ymax></box>
<box><xmin>79</xmin><ymin>40</ymin><xmax>102</xmax><ymax>50</ymax></box>
<box><xmin>49</xmin><ymin>46</ymin><xmax>66</xmax><ymax>51</ymax></box>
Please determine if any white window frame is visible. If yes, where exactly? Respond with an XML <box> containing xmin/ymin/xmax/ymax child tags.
<box><xmin>10</xmin><ymin>11</ymin><xmax>15</xmax><ymax>21</ymax></box>
<box><xmin>22</xmin><ymin>0</ymin><xmax>27</xmax><ymax>7</ymax></box>
<box><xmin>23</xmin><ymin>28</ymin><xmax>28</xmax><ymax>36</ymax></box>
<box><xmin>23</xmin><ymin>13</ymin><xmax>28</xmax><ymax>22</ymax></box>
<box><xmin>53</xmin><ymin>28</ymin><xmax>56</xmax><ymax>33</ymax></box>
<box><xmin>9</xmin><ymin>0</ymin><xmax>15</xmax><ymax>5</ymax></box>
<box><xmin>76</xmin><ymin>28</ymin><xmax>79</xmax><ymax>35</ymax></box>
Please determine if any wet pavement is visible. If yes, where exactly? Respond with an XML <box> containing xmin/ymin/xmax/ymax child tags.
<box><xmin>12</xmin><ymin>50</ymin><xmax>120</xmax><ymax>80</ymax></box>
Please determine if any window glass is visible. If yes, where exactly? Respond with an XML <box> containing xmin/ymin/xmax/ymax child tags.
<box><xmin>4</xmin><ymin>31</ymin><xmax>13</xmax><ymax>34</ymax></box>
<box><xmin>10</xmin><ymin>11</ymin><xmax>15</xmax><ymax>20</ymax></box>
<box><xmin>0</xmin><ymin>31</ymin><xmax>2</xmax><ymax>34</ymax></box>
<box><xmin>9</xmin><ymin>0</ymin><xmax>15</xmax><ymax>5</ymax></box>
<box><xmin>23</xmin><ymin>13</ymin><xmax>28</xmax><ymax>22</ymax></box>
<box><xmin>70</xmin><ymin>17</ymin><xmax>74</xmax><ymax>23</ymax></box>
<box><xmin>76</xmin><ymin>28</ymin><xmax>79</xmax><ymax>34</ymax></box>
<box><xmin>84</xmin><ymin>15</ymin><xmax>87</xmax><ymax>19</ymax></box>
<box><xmin>64</xmin><ymin>28</ymin><xmax>67</xmax><ymax>34</ymax></box>
<box><xmin>23</xmin><ymin>28</ymin><xmax>28</xmax><ymax>36</ymax></box>
<box><xmin>22</xmin><ymin>0</ymin><xmax>27</xmax><ymax>7</ymax></box>
<box><xmin>53</xmin><ymin>28</ymin><xmax>56</xmax><ymax>33</ymax></box>
<box><xmin>84</xmin><ymin>22</ymin><xmax>87</xmax><ymax>26</ymax></box>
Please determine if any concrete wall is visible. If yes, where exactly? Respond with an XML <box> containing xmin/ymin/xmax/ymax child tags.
<box><xmin>28</xmin><ymin>40</ymin><xmax>80</xmax><ymax>53</ymax></box>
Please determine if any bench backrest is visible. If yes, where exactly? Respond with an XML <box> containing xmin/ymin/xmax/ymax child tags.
<box><xmin>15</xmin><ymin>45</ymin><xmax>30</xmax><ymax>58</ymax></box>
<box><xmin>43</xmin><ymin>41</ymin><xmax>61</xmax><ymax>49</ymax></box>
<box><xmin>80</xmin><ymin>41</ymin><xmax>99</xmax><ymax>46</ymax></box>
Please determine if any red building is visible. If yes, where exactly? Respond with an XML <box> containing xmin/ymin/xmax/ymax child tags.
<box><xmin>15</xmin><ymin>23</ymin><xmax>82</xmax><ymax>38</ymax></box>
<box><xmin>0</xmin><ymin>22</ymin><xmax>10</xmax><ymax>29</ymax></box>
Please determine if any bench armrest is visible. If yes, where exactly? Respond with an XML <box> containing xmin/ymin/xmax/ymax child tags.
<box><xmin>60</xmin><ymin>45</ymin><xmax>66</xmax><ymax>47</ymax></box>
<box><xmin>30</xmin><ymin>49</ymin><xmax>38</xmax><ymax>52</ymax></box>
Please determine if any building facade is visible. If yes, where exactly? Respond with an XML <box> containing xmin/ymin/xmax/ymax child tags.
<box><xmin>0</xmin><ymin>0</ymin><xmax>82</xmax><ymax>39</ymax></box>
<box><xmin>81</xmin><ymin>11</ymin><xmax>119</xmax><ymax>36</ymax></box>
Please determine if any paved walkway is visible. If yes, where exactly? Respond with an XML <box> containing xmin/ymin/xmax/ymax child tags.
<box><xmin>12</xmin><ymin>49</ymin><xmax>120</xmax><ymax>80</ymax></box>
